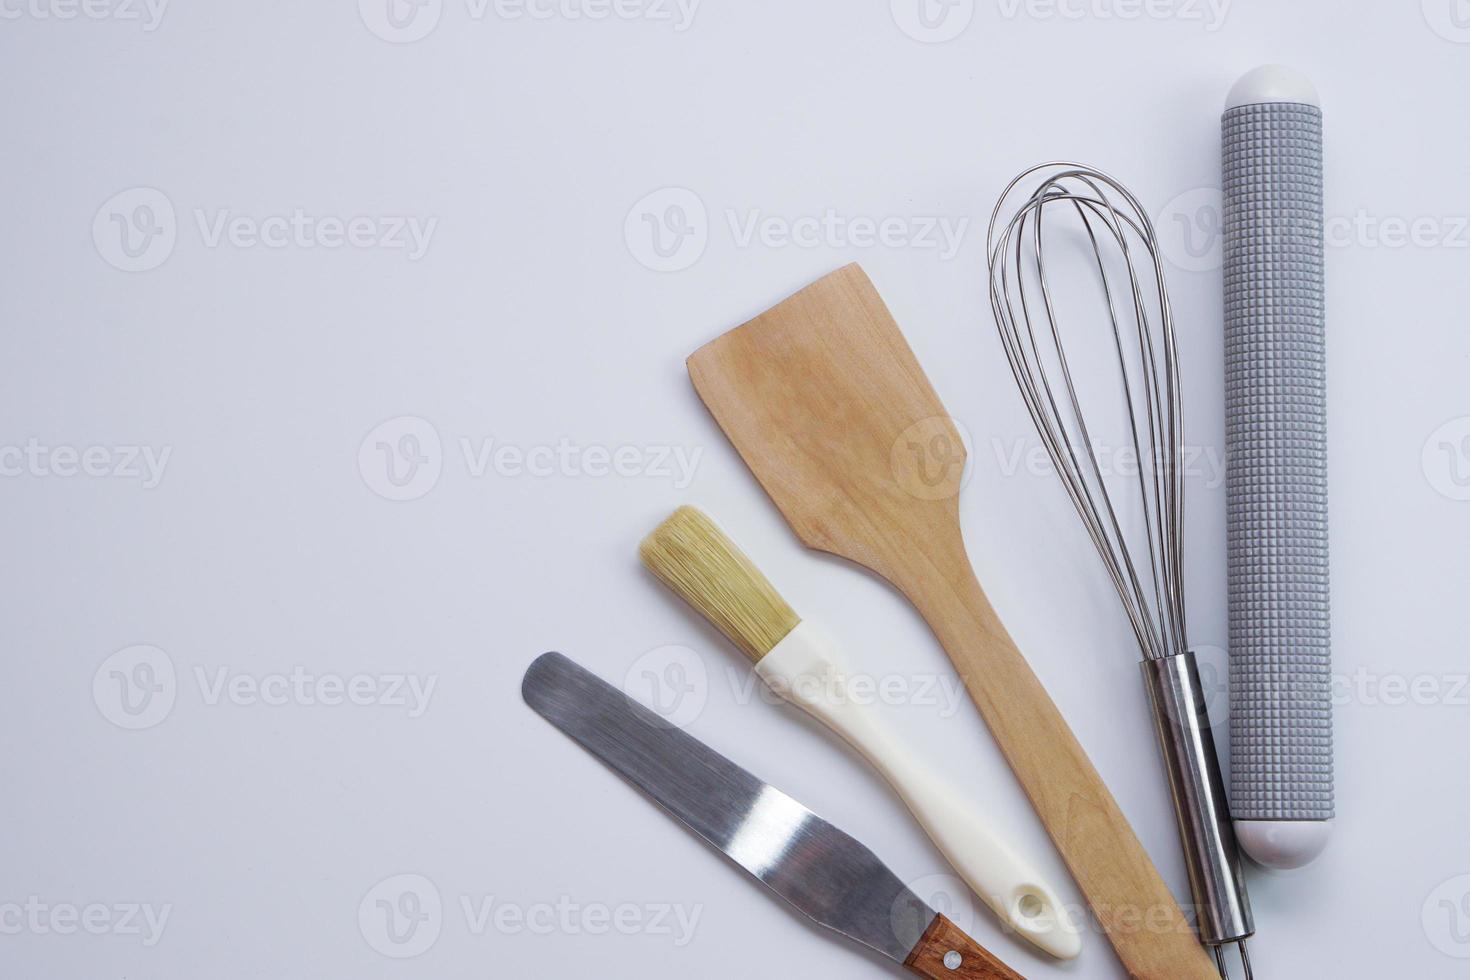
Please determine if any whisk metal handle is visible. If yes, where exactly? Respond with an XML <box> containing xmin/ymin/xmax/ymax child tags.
<box><xmin>1141</xmin><ymin>650</ymin><xmax>1254</xmax><ymax>947</ymax></box>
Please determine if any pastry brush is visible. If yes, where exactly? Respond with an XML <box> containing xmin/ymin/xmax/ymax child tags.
<box><xmin>639</xmin><ymin>505</ymin><xmax>1081</xmax><ymax>960</ymax></box>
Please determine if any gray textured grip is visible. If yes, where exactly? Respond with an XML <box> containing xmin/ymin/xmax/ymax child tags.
<box><xmin>1222</xmin><ymin>101</ymin><xmax>1334</xmax><ymax>822</ymax></box>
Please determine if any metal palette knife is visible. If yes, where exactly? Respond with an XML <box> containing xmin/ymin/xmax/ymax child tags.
<box><xmin>522</xmin><ymin>652</ymin><xmax>1026</xmax><ymax>980</ymax></box>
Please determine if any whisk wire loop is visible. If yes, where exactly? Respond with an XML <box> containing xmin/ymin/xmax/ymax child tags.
<box><xmin>986</xmin><ymin>163</ymin><xmax>1189</xmax><ymax>663</ymax></box>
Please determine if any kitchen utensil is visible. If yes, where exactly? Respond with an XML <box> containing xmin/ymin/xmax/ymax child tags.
<box><xmin>1223</xmin><ymin>65</ymin><xmax>1333</xmax><ymax>871</ymax></box>
<box><xmin>639</xmin><ymin>505</ymin><xmax>1081</xmax><ymax>959</ymax></box>
<box><xmin>522</xmin><ymin>651</ymin><xmax>1026</xmax><ymax>980</ymax></box>
<box><xmin>986</xmin><ymin>162</ymin><xmax>1253</xmax><ymax>977</ymax></box>
<box><xmin>686</xmin><ymin>263</ymin><xmax>1219</xmax><ymax>980</ymax></box>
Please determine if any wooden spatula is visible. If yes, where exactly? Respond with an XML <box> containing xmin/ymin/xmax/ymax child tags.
<box><xmin>688</xmin><ymin>264</ymin><xmax>1218</xmax><ymax>980</ymax></box>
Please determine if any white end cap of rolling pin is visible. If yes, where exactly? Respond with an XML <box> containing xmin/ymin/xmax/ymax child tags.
<box><xmin>1235</xmin><ymin>820</ymin><xmax>1331</xmax><ymax>870</ymax></box>
<box><xmin>1225</xmin><ymin>64</ymin><xmax>1319</xmax><ymax>109</ymax></box>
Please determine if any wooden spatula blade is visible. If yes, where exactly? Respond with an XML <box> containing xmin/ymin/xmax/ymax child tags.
<box><xmin>688</xmin><ymin>263</ymin><xmax>969</xmax><ymax>582</ymax></box>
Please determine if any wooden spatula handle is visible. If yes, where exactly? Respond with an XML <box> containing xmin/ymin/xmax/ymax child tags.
<box><xmin>904</xmin><ymin>914</ymin><xmax>1026</xmax><ymax>980</ymax></box>
<box><xmin>897</xmin><ymin>539</ymin><xmax>1218</xmax><ymax>979</ymax></box>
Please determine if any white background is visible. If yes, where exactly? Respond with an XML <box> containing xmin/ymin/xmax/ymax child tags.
<box><xmin>3</xmin><ymin>1</ymin><xmax>1469</xmax><ymax>978</ymax></box>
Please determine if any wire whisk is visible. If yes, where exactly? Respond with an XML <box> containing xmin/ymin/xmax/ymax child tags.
<box><xmin>986</xmin><ymin>163</ymin><xmax>1255</xmax><ymax>979</ymax></box>
<box><xmin>987</xmin><ymin>163</ymin><xmax>1187</xmax><ymax>664</ymax></box>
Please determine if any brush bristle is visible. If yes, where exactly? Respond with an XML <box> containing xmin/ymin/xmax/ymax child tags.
<box><xmin>639</xmin><ymin>506</ymin><xmax>800</xmax><ymax>662</ymax></box>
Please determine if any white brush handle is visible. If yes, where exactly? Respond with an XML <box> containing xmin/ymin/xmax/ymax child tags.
<box><xmin>756</xmin><ymin>622</ymin><xmax>1081</xmax><ymax>960</ymax></box>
